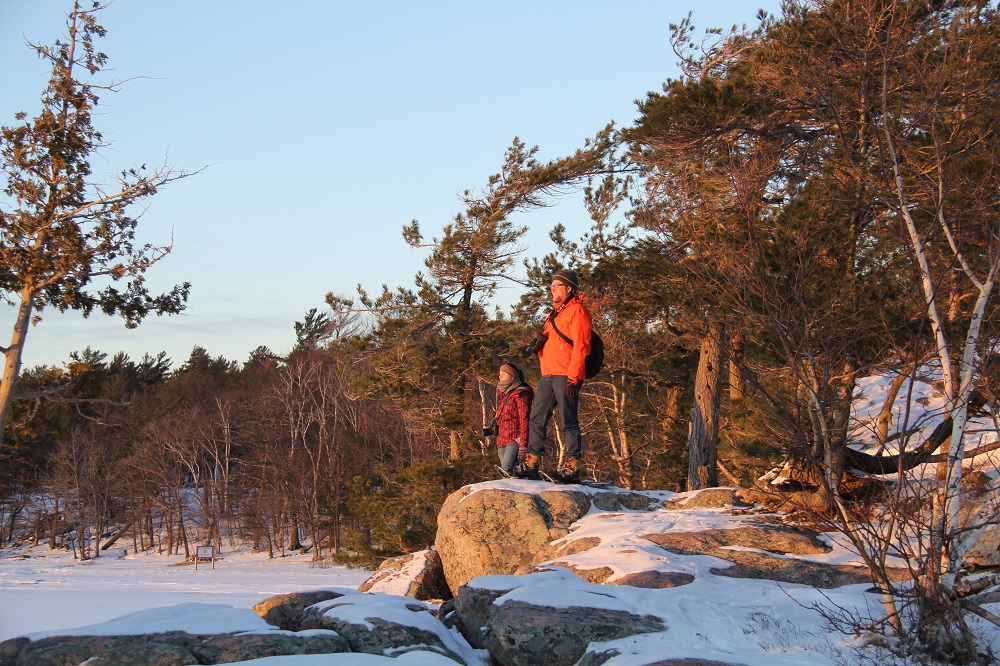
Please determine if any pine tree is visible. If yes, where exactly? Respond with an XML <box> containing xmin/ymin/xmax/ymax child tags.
<box><xmin>355</xmin><ymin>133</ymin><xmax>613</xmax><ymax>458</ymax></box>
<box><xmin>0</xmin><ymin>1</ymin><xmax>191</xmax><ymax>439</ymax></box>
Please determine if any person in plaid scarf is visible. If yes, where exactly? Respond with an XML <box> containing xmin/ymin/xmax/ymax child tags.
<box><xmin>493</xmin><ymin>362</ymin><xmax>533</xmax><ymax>475</ymax></box>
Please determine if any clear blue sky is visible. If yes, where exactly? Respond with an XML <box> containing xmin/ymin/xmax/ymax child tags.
<box><xmin>1</xmin><ymin>1</ymin><xmax>780</xmax><ymax>369</ymax></box>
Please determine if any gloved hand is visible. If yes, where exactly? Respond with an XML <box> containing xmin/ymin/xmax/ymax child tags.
<box><xmin>518</xmin><ymin>447</ymin><xmax>527</xmax><ymax>463</ymax></box>
<box><xmin>565</xmin><ymin>382</ymin><xmax>579</xmax><ymax>398</ymax></box>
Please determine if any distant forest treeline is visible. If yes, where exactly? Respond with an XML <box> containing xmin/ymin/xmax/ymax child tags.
<box><xmin>0</xmin><ymin>343</ymin><xmax>501</xmax><ymax>562</ymax></box>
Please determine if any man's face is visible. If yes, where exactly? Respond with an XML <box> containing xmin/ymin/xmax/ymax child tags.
<box><xmin>550</xmin><ymin>280</ymin><xmax>571</xmax><ymax>304</ymax></box>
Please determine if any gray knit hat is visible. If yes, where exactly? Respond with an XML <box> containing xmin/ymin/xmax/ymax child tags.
<box><xmin>552</xmin><ymin>270</ymin><xmax>579</xmax><ymax>290</ymax></box>
<box><xmin>499</xmin><ymin>362</ymin><xmax>524</xmax><ymax>381</ymax></box>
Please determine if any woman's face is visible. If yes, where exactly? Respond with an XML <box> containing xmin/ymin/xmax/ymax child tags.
<box><xmin>499</xmin><ymin>368</ymin><xmax>515</xmax><ymax>382</ymax></box>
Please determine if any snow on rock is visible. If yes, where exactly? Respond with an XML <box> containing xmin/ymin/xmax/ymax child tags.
<box><xmin>297</xmin><ymin>592</ymin><xmax>483</xmax><ymax>664</ymax></box>
<box><xmin>2</xmin><ymin>618</ymin><xmax>352</xmax><ymax>665</ymax></box>
<box><xmin>357</xmin><ymin>549</ymin><xmax>451</xmax><ymax>601</ymax></box>
<box><xmin>487</xmin><ymin>583</ymin><xmax>667</xmax><ymax>666</ymax></box>
<box><xmin>253</xmin><ymin>590</ymin><xmax>354</xmax><ymax>630</ymax></box>
<box><xmin>27</xmin><ymin>602</ymin><xmax>271</xmax><ymax>639</ymax></box>
<box><xmin>437</xmin><ymin>481</ymin><xmax>893</xmax><ymax>594</ymax></box>
<box><xmin>4</xmin><ymin>469</ymin><xmax>1000</xmax><ymax>664</ymax></box>
<box><xmin>0</xmin><ymin>594</ymin><xmax>485</xmax><ymax>666</ymax></box>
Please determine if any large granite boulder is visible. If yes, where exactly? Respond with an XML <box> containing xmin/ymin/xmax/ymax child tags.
<box><xmin>435</xmin><ymin>481</ymin><xmax>654</xmax><ymax>594</ymax></box>
<box><xmin>487</xmin><ymin>600</ymin><xmax>666</xmax><ymax>666</ymax></box>
<box><xmin>357</xmin><ymin>548</ymin><xmax>451</xmax><ymax>601</ymax></box>
<box><xmin>444</xmin><ymin>582</ymin><xmax>513</xmax><ymax>650</ymax></box>
<box><xmin>435</xmin><ymin>485</ymin><xmax>587</xmax><ymax>594</ymax></box>
<box><xmin>449</xmin><ymin>571</ymin><xmax>667</xmax><ymax>666</ymax></box>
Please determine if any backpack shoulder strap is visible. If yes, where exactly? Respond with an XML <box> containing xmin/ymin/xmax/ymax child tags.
<box><xmin>549</xmin><ymin>315</ymin><xmax>574</xmax><ymax>347</ymax></box>
<box><xmin>547</xmin><ymin>303</ymin><xmax>575</xmax><ymax>347</ymax></box>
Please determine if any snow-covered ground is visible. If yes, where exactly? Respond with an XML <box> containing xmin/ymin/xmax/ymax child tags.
<box><xmin>4</xmin><ymin>503</ymin><xmax>999</xmax><ymax>665</ymax></box>
<box><xmin>850</xmin><ymin>361</ymin><xmax>1000</xmax><ymax>459</ymax></box>
<box><xmin>0</xmin><ymin>546</ymin><xmax>369</xmax><ymax>643</ymax></box>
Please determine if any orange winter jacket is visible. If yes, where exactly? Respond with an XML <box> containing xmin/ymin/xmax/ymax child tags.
<box><xmin>538</xmin><ymin>296</ymin><xmax>593</xmax><ymax>384</ymax></box>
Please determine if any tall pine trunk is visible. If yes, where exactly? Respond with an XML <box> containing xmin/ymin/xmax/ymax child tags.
<box><xmin>688</xmin><ymin>322</ymin><xmax>725</xmax><ymax>491</ymax></box>
<box><xmin>288</xmin><ymin>513</ymin><xmax>302</xmax><ymax>552</ymax></box>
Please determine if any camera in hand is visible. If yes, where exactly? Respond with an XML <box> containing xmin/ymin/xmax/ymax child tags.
<box><xmin>482</xmin><ymin>422</ymin><xmax>498</xmax><ymax>437</ymax></box>
<box><xmin>526</xmin><ymin>332</ymin><xmax>548</xmax><ymax>353</ymax></box>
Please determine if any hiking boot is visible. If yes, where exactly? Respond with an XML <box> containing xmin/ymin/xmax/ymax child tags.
<box><xmin>515</xmin><ymin>453</ymin><xmax>541</xmax><ymax>480</ymax></box>
<box><xmin>552</xmin><ymin>457</ymin><xmax>580</xmax><ymax>484</ymax></box>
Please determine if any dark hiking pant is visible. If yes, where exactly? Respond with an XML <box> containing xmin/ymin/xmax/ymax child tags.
<box><xmin>526</xmin><ymin>375</ymin><xmax>581</xmax><ymax>460</ymax></box>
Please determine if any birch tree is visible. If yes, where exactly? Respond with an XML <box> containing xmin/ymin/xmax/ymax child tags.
<box><xmin>865</xmin><ymin>1</ymin><xmax>1000</xmax><ymax>654</ymax></box>
<box><xmin>763</xmin><ymin>0</ymin><xmax>1000</xmax><ymax>657</ymax></box>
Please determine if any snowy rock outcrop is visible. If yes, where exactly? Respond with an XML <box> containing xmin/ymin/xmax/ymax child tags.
<box><xmin>0</xmin><ymin>591</ymin><xmax>483</xmax><ymax>666</ymax></box>
<box><xmin>434</xmin><ymin>481</ymin><xmax>657</xmax><ymax>594</ymax></box>
<box><xmin>251</xmin><ymin>589</ymin><xmax>347</xmax><ymax>630</ymax></box>
<box><xmin>445</xmin><ymin>571</ymin><xmax>668</xmax><ymax>666</ymax></box>
<box><xmin>434</xmin><ymin>481</ymin><xmax>908</xmax><ymax>592</ymax></box>
<box><xmin>294</xmin><ymin>591</ymin><xmax>476</xmax><ymax>662</ymax></box>
<box><xmin>0</xmin><ymin>630</ymin><xmax>352</xmax><ymax>666</ymax></box>
<box><xmin>357</xmin><ymin>548</ymin><xmax>451</xmax><ymax>601</ymax></box>
<box><xmin>0</xmin><ymin>480</ymin><xmax>928</xmax><ymax>666</ymax></box>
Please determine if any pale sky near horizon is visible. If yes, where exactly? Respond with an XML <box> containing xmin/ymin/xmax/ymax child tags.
<box><xmin>1</xmin><ymin>1</ymin><xmax>781</xmax><ymax>370</ymax></box>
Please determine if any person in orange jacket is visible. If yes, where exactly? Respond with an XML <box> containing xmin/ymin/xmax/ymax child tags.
<box><xmin>516</xmin><ymin>269</ymin><xmax>592</xmax><ymax>483</ymax></box>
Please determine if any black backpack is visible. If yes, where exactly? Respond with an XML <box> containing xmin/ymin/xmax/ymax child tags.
<box><xmin>549</xmin><ymin>317</ymin><xmax>605</xmax><ymax>380</ymax></box>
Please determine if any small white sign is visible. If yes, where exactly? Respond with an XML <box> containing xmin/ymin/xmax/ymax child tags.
<box><xmin>195</xmin><ymin>545</ymin><xmax>216</xmax><ymax>568</ymax></box>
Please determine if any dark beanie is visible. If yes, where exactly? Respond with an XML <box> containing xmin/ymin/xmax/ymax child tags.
<box><xmin>552</xmin><ymin>270</ymin><xmax>579</xmax><ymax>290</ymax></box>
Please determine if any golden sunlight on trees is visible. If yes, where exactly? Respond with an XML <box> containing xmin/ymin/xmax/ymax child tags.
<box><xmin>0</xmin><ymin>1</ymin><xmax>191</xmax><ymax>438</ymax></box>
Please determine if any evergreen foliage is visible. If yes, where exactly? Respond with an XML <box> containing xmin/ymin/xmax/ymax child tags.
<box><xmin>350</xmin><ymin>133</ymin><xmax>614</xmax><ymax>459</ymax></box>
<box><xmin>0</xmin><ymin>1</ymin><xmax>191</xmax><ymax>439</ymax></box>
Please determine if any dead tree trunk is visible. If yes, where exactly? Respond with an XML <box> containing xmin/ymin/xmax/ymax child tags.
<box><xmin>875</xmin><ymin>370</ymin><xmax>910</xmax><ymax>447</ymax></box>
